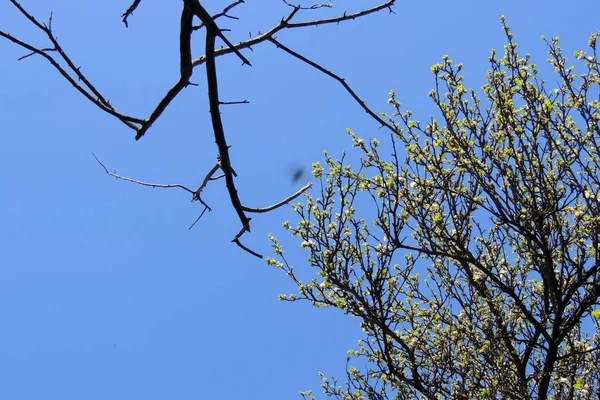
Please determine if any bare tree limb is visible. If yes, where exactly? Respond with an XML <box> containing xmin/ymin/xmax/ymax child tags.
<box><xmin>232</xmin><ymin>223</ymin><xmax>263</xmax><ymax>259</ymax></box>
<box><xmin>188</xmin><ymin>0</ymin><xmax>250</xmax><ymax>236</ymax></box>
<box><xmin>134</xmin><ymin>2</ymin><xmax>194</xmax><ymax>140</ymax></box>
<box><xmin>193</xmin><ymin>162</ymin><xmax>221</xmax><ymax>209</ymax></box>
<box><xmin>188</xmin><ymin>206</ymin><xmax>209</xmax><ymax>230</ymax></box>
<box><xmin>193</xmin><ymin>0</ymin><xmax>245</xmax><ymax>31</ymax></box>
<box><xmin>269</xmin><ymin>37</ymin><xmax>398</xmax><ymax>134</ymax></box>
<box><xmin>1</xmin><ymin>4</ymin><xmax>144</xmax><ymax>129</ymax></box>
<box><xmin>2</xmin><ymin>0</ymin><xmax>396</xmax><ymax>255</ymax></box>
<box><xmin>122</xmin><ymin>0</ymin><xmax>143</xmax><ymax>27</ymax></box>
<box><xmin>243</xmin><ymin>182</ymin><xmax>313</xmax><ymax>213</ymax></box>
<box><xmin>93</xmin><ymin>153</ymin><xmax>195</xmax><ymax>193</ymax></box>
<box><xmin>191</xmin><ymin>0</ymin><xmax>395</xmax><ymax>67</ymax></box>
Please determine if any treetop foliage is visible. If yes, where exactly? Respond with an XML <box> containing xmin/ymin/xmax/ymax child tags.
<box><xmin>268</xmin><ymin>19</ymin><xmax>600</xmax><ymax>399</ymax></box>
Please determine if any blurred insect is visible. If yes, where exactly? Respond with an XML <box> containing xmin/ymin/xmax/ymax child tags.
<box><xmin>288</xmin><ymin>165</ymin><xmax>307</xmax><ymax>184</ymax></box>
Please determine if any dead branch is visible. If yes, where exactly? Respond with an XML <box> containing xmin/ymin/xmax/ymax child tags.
<box><xmin>93</xmin><ymin>153</ymin><xmax>195</xmax><ymax>194</ymax></box>
<box><xmin>135</xmin><ymin>0</ymin><xmax>251</xmax><ymax>141</ymax></box>
<box><xmin>122</xmin><ymin>0</ymin><xmax>143</xmax><ymax>27</ymax></box>
<box><xmin>269</xmin><ymin>37</ymin><xmax>398</xmax><ymax>134</ymax></box>
<box><xmin>2</xmin><ymin>0</ymin><xmax>396</xmax><ymax>255</ymax></box>
<box><xmin>191</xmin><ymin>1</ymin><xmax>396</xmax><ymax>67</ymax></box>
<box><xmin>188</xmin><ymin>0</ymin><xmax>250</xmax><ymax>239</ymax></box>
<box><xmin>2</xmin><ymin>0</ymin><xmax>394</xmax><ymax>140</ymax></box>
<box><xmin>134</xmin><ymin>2</ymin><xmax>194</xmax><ymax>140</ymax></box>
<box><xmin>188</xmin><ymin>207</ymin><xmax>210</xmax><ymax>231</ymax></box>
<box><xmin>193</xmin><ymin>162</ymin><xmax>221</xmax><ymax>209</ymax></box>
<box><xmin>193</xmin><ymin>0</ymin><xmax>245</xmax><ymax>31</ymax></box>
<box><xmin>282</xmin><ymin>0</ymin><xmax>332</xmax><ymax>11</ymax></box>
<box><xmin>0</xmin><ymin>9</ymin><xmax>143</xmax><ymax>130</ymax></box>
<box><xmin>232</xmin><ymin>223</ymin><xmax>263</xmax><ymax>259</ymax></box>
<box><xmin>243</xmin><ymin>182</ymin><xmax>313</xmax><ymax>214</ymax></box>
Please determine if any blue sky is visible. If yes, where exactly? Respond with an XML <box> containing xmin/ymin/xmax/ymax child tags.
<box><xmin>1</xmin><ymin>1</ymin><xmax>599</xmax><ymax>399</ymax></box>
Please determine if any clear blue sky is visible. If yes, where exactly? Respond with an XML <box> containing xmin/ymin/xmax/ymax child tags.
<box><xmin>1</xmin><ymin>1</ymin><xmax>598</xmax><ymax>399</ymax></box>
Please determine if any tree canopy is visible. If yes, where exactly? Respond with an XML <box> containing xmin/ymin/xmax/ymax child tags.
<box><xmin>3</xmin><ymin>0</ymin><xmax>600</xmax><ymax>398</ymax></box>
<box><xmin>269</xmin><ymin>19</ymin><xmax>600</xmax><ymax>399</ymax></box>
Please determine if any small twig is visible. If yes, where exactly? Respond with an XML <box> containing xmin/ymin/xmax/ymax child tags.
<box><xmin>243</xmin><ymin>182</ymin><xmax>312</xmax><ymax>213</ymax></box>
<box><xmin>93</xmin><ymin>153</ymin><xmax>195</xmax><ymax>193</ymax></box>
<box><xmin>193</xmin><ymin>162</ymin><xmax>221</xmax><ymax>209</ymax></box>
<box><xmin>193</xmin><ymin>0</ymin><xmax>245</xmax><ymax>31</ymax></box>
<box><xmin>191</xmin><ymin>0</ymin><xmax>396</xmax><ymax>67</ymax></box>
<box><xmin>269</xmin><ymin>37</ymin><xmax>398</xmax><ymax>134</ymax></box>
<box><xmin>17</xmin><ymin>47</ymin><xmax>54</xmax><ymax>60</ymax></box>
<box><xmin>95</xmin><ymin>153</ymin><xmax>214</xmax><ymax>232</ymax></box>
<box><xmin>220</xmin><ymin>100</ymin><xmax>249</xmax><ymax>105</ymax></box>
<box><xmin>190</xmin><ymin>0</ymin><xmax>251</xmax><ymax>67</ymax></box>
<box><xmin>233</xmin><ymin>238</ymin><xmax>263</xmax><ymax>258</ymax></box>
<box><xmin>232</xmin><ymin>222</ymin><xmax>263</xmax><ymax>259</ymax></box>
<box><xmin>188</xmin><ymin>206</ymin><xmax>209</xmax><ymax>230</ymax></box>
<box><xmin>282</xmin><ymin>0</ymin><xmax>332</xmax><ymax>10</ymax></box>
<box><xmin>4</xmin><ymin>1</ymin><xmax>144</xmax><ymax>131</ymax></box>
<box><xmin>122</xmin><ymin>0</ymin><xmax>143</xmax><ymax>27</ymax></box>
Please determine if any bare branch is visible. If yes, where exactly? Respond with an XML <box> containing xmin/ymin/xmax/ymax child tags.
<box><xmin>269</xmin><ymin>37</ymin><xmax>398</xmax><ymax>134</ymax></box>
<box><xmin>188</xmin><ymin>0</ymin><xmax>251</xmax><ymax>238</ymax></box>
<box><xmin>93</xmin><ymin>153</ymin><xmax>195</xmax><ymax>194</ymax></box>
<box><xmin>189</xmin><ymin>1</ymin><xmax>251</xmax><ymax>66</ymax></box>
<box><xmin>135</xmin><ymin>3</ymin><xmax>194</xmax><ymax>139</ymax></box>
<box><xmin>232</xmin><ymin>223</ymin><xmax>263</xmax><ymax>259</ymax></box>
<box><xmin>193</xmin><ymin>162</ymin><xmax>221</xmax><ymax>208</ymax></box>
<box><xmin>188</xmin><ymin>206</ymin><xmax>209</xmax><ymax>230</ymax></box>
<box><xmin>191</xmin><ymin>0</ymin><xmax>396</xmax><ymax>67</ymax></box>
<box><xmin>243</xmin><ymin>182</ymin><xmax>313</xmax><ymax>213</ymax></box>
<box><xmin>193</xmin><ymin>0</ymin><xmax>245</xmax><ymax>31</ymax></box>
<box><xmin>2</xmin><ymin>2</ymin><xmax>144</xmax><ymax>130</ymax></box>
<box><xmin>220</xmin><ymin>100</ymin><xmax>249</xmax><ymax>105</ymax></box>
<box><xmin>282</xmin><ymin>0</ymin><xmax>332</xmax><ymax>10</ymax></box>
<box><xmin>3</xmin><ymin>0</ymin><xmax>397</xmax><ymax>256</ymax></box>
<box><xmin>122</xmin><ymin>0</ymin><xmax>143</xmax><ymax>27</ymax></box>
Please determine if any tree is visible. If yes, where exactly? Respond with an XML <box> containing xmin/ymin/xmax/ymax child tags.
<box><xmin>0</xmin><ymin>0</ymin><xmax>395</xmax><ymax>258</ymax></box>
<box><xmin>269</xmin><ymin>18</ymin><xmax>600</xmax><ymax>399</ymax></box>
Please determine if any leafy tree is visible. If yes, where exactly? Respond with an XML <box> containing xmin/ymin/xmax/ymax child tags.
<box><xmin>269</xmin><ymin>18</ymin><xmax>600</xmax><ymax>399</ymax></box>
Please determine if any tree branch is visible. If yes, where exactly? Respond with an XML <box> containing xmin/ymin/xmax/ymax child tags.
<box><xmin>243</xmin><ymin>182</ymin><xmax>313</xmax><ymax>213</ymax></box>
<box><xmin>122</xmin><ymin>0</ymin><xmax>143</xmax><ymax>27</ymax></box>
<box><xmin>269</xmin><ymin>37</ymin><xmax>398</xmax><ymax>134</ymax></box>
<box><xmin>191</xmin><ymin>0</ymin><xmax>396</xmax><ymax>67</ymax></box>
<box><xmin>93</xmin><ymin>153</ymin><xmax>195</xmax><ymax>194</ymax></box>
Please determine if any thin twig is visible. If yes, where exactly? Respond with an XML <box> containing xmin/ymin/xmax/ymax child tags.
<box><xmin>220</xmin><ymin>100</ymin><xmax>249</xmax><ymax>105</ymax></box>
<box><xmin>190</xmin><ymin>0</ymin><xmax>251</xmax><ymax>66</ymax></box>
<box><xmin>233</xmin><ymin>238</ymin><xmax>263</xmax><ymax>258</ymax></box>
<box><xmin>282</xmin><ymin>0</ymin><xmax>332</xmax><ymax>10</ymax></box>
<box><xmin>93</xmin><ymin>153</ymin><xmax>195</xmax><ymax>193</ymax></box>
<box><xmin>243</xmin><ymin>182</ymin><xmax>313</xmax><ymax>213</ymax></box>
<box><xmin>232</xmin><ymin>222</ymin><xmax>263</xmax><ymax>259</ymax></box>
<box><xmin>4</xmin><ymin>1</ymin><xmax>143</xmax><ymax>130</ymax></box>
<box><xmin>191</xmin><ymin>0</ymin><xmax>395</xmax><ymax>67</ymax></box>
<box><xmin>193</xmin><ymin>162</ymin><xmax>221</xmax><ymax>209</ymax></box>
<box><xmin>269</xmin><ymin>37</ymin><xmax>398</xmax><ymax>134</ymax></box>
<box><xmin>193</xmin><ymin>0</ymin><xmax>245</xmax><ymax>31</ymax></box>
<box><xmin>122</xmin><ymin>0</ymin><xmax>143</xmax><ymax>27</ymax></box>
<box><xmin>188</xmin><ymin>206</ymin><xmax>209</xmax><ymax>230</ymax></box>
